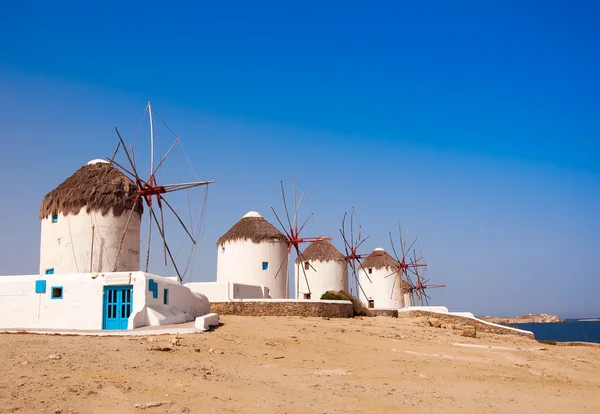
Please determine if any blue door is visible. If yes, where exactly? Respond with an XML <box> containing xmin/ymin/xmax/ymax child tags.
<box><xmin>103</xmin><ymin>285</ymin><xmax>133</xmax><ymax>330</ymax></box>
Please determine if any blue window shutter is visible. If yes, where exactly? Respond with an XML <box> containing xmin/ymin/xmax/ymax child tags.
<box><xmin>51</xmin><ymin>215</ymin><xmax>58</xmax><ymax>223</ymax></box>
<box><xmin>35</xmin><ymin>280</ymin><xmax>47</xmax><ymax>293</ymax></box>
<box><xmin>45</xmin><ymin>268</ymin><xmax>54</xmax><ymax>275</ymax></box>
<box><xmin>148</xmin><ymin>279</ymin><xmax>154</xmax><ymax>291</ymax></box>
<box><xmin>262</xmin><ymin>261</ymin><xmax>269</xmax><ymax>270</ymax></box>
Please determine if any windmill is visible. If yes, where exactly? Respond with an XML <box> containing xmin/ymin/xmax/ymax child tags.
<box><xmin>338</xmin><ymin>207</ymin><xmax>378</xmax><ymax>300</ymax></box>
<box><xmin>388</xmin><ymin>222</ymin><xmax>445</xmax><ymax>306</ymax></box>
<box><xmin>270</xmin><ymin>178</ymin><xmax>331</xmax><ymax>298</ymax></box>
<box><xmin>109</xmin><ymin>101</ymin><xmax>214</xmax><ymax>283</ymax></box>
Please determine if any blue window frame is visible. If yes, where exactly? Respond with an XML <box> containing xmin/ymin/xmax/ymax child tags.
<box><xmin>163</xmin><ymin>288</ymin><xmax>169</xmax><ymax>305</ymax></box>
<box><xmin>51</xmin><ymin>286</ymin><xmax>63</xmax><ymax>299</ymax></box>
<box><xmin>262</xmin><ymin>261</ymin><xmax>269</xmax><ymax>270</ymax></box>
<box><xmin>35</xmin><ymin>280</ymin><xmax>47</xmax><ymax>293</ymax></box>
<box><xmin>51</xmin><ymin>214</ymin><xmax>58</xmax><ymax>223</ymax></box>
<box><xmin>148</xmin><ymin>279</ymin><xmax>158</xmax><ymax>299</ymax></box>
<box><xmin>45</xmin><ymin>268</ymin><xmax>54</xmax><ymax>275</ymax></box>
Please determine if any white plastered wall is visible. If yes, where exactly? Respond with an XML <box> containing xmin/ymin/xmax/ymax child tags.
<box><xmin>186</xmin><ymin>281</ymin><xmax>269</xmax><ymax>302</ymax></box>
<box><xmin>39</xmin><ymin>207</ymin><xmax>141</xmax><ymax>274</ymax></box>
<box><xmin>216</xmin><ymin>239</ymin><xmax>289</xmax><ymax>298</ymax></box>
<box><xmin>0</xmin><ymin>272</ymin><xmax>210</xmax><ymax>330</ymax></box>
<box><xmin>403</xmin><ymin>292</ymin><xmax>413</xmax><ymax>308</ymax></box>
<box><xmin>358</xmin><ymin>267</ymin><xmax>405</xmax><ymax>309</ymax></box>
<box><xmin>130</xmin><ymin>273</ymin><xmax>210</xmax><ymax>328</ymax></box>
<box><xmin>294</xmin><ymin>260</ymin><xmax>348</xmax><ymax>299</ymax></box>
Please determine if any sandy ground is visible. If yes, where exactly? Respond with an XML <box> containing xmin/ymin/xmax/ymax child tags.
<box><xmin>1</xmin><ymin>315</ymin><xmax>599</xmax><ymax>414</ymax></box>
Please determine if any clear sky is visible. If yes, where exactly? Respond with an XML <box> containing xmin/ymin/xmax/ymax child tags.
<box><xmin>0</xmin><ymin>1</ymin><xmax>598</xmax><ymax>317</ymax></box>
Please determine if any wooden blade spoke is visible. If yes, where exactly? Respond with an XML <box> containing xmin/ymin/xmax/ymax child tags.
<box><xmin>350</xmin><ymin>208</ymin><xmax>355</xmax><ymax>249</ymax></box>
<box><xmin>298</xmin><ymin>249</ymin><xmax>317</xmax><ymax>272</ymax></box>
<box><xmin>112</xmin><ymin>203</ymin><xmax>138</xmax><ymax>272</ymax></box>
<box><xmin>389</xmin><ymin>231</ymin><xmax>401</xmax><ymax>262</ymax></box>
<box><xmin>292</xmin><ymin>178</ymin><xmax>298</xmax><ymax>229</ymax></box>
<box><xmin>114</xmin><ymin>127</ymin><xmax>143</xmax><ymax>182</ymax></box>
<box><xmin>160</xmin><ymin>205</ymin><xmax>167</xmax><ymax>266</ymax></box>
<box><xmin>356</xmin><ymin>256</ymin><xmax>372</xmax><ymax>284</ymax></box>
<box><xmin>270</xmin><ymin>207</ymin><xmax>292</xmax><ymax>239</ymax></box>
<box><xmin>150</xmin><ymin>206</ymin><xmax>183</xmax><ymax>282</ymax></box>
<box><xmin>297</xmin><ymin>212</ymin><xmax>314</xmax><ymax>235</ymax></box>
<box><xmin>383</xmin><ymin>270</ymin><xmax>397</xmax><ymax>278</ymax></box>
<box><xmin>353</xmin><ymin>267</ymin><xmax>370</xmax><ymax>303</ymax></box>
<box><xmin>295</xmin><ymin>189</ymin><xmax>307</xmax><ymax>229</ymax></box>
<box><xmin>106</xmin><ymin>158</ymin><xmax>146</xmax><ymax>185</ymax></box>
<box><xmin>398</xmin><ymin>222</ymin><xmax>406</xmax><ymax>259</ymax></box>
<box><xmin>145</xmin><ymin>205</ymin><xmax>153</xmax><ymax>272</ymax></box>
<box><xmin>341</xmin><ymin>211</ymin><xmax>347</xmax><ymax>236</ymax></box>
<box><xmin>273</xmin><ymin>256</ymin><xmax>288</xmax><ymax>280</ymax></box>
<box><xmin>162</xmin><ymin>181</ymin><xmax>214</xmax><ymax>193</ymax></box>
<box><xmin>338</xmin><ymin>228</ymin><xmax>353</xmax><ymax>252</ymax></box>
<box><xmin>161</xmin><ymin>196</ymin><xmax>197</xmax><ymax>244</ymax></box>
<box><xmin>152</xmin><ymin>137</ymin><xmax>180</xmax><ymax>176</ymax></box>
<box><xmin>403</xmin><ymin>237</ymin><xmax>419</xmax><ymax>261</ymax></box>
<box><xmin>297</xmin><ymin>249</ymin><xmax>312</xmax><ymax>295</ymax></box>
<box><xmin>355</xmin><ymin>234</ymin><xmax>370</xmax><ymax>250</ymax></box>
<box><xmin>280</xmin><ymin>181</ymin><xmax>294</xmax><ymax>231</ymax></box>
<box><xmin>109</xmin><ymin>141</ymin><xmax>121</xmax><ymax>166</ymax></box>
<box><xmin>403</xmin><ymin>224</ymin><xmax>411</xmax><ymax>258</ymax></box>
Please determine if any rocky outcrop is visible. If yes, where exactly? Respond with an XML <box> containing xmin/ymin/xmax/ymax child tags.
<box><xmin>480</xmin><ymin>313</ymin><xmax>565</xmax><ymax>325</ymax></box>
<box><xmin>398</xmin><ymin>310</ymin><xmax>535</xmax><ymax>338</ymax></box>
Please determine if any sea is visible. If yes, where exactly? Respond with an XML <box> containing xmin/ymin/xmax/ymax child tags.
<box><xmin>514</xmin><ymin>319</ymin><xmax>600</xmax><ymax>344</ymax></box>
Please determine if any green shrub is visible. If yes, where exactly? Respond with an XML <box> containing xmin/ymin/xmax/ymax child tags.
<box><xmin>320</xmin><ymin>290</ymin><xmax>368</xmax><ymax>317</ymax></box>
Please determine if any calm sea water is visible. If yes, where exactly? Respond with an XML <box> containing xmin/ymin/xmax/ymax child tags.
<box><xmin>515</xmin><ymin>319</ymin><xmax>600</xmax><ymax>344</ymax></box>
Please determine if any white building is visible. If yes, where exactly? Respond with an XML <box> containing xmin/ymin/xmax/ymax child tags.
<box><xmin>358</xmin><ymin>247</ymin><xmax>408</xmax><ymax>309</ymax></box>
<box><xmin>0</xmin><ymin>271</ymin><xmax>210</xmax><ymax>330</ymax></box>
<box><xmin>215</xmin><ymin>211</ymin><xmax>289</xmax><ymax>299</ymax></box>
<box><xmin>294</xmin><ymin>240</ymin><xmax>348</xmax><ymax>299</ymax></box>
<box><xmin>0</xmin><ymin>158</ymin><xmax>214</xmax><ymax>331</ymax></box>
<box><xmin>39</xmin><ymin>159</ymin><xmax>142</xmax><ymax>275</ymax></box>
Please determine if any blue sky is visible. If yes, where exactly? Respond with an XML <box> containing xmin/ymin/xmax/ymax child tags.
<box><xmin>0</xmin><ymin>1</ymin><xmax>598</xmax><ymax>317</ymax></box>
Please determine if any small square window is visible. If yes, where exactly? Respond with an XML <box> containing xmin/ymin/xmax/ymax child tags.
<box><xmin>51</xmin><ymin>286</ymin><xmax>63</xmax><ymax>299</ymax></box>
<box><xmin>45</xmin><ymin>268</ymin><xmax>54</xmax><ymax>275</ymax></box>
<box><xmin>368</xmin><ymin>268</ymin><xmax>373</xmax><ymax>274</ymax></box>
<box><xmin>303</xmin><ymin>293</ymin><xmax>311</xmax><ymax>300</ymax></box>
<box><xmin>51</xmin><ymin>214</ymin><xmax>58</xmax><ymax>223</ymax></box>
<box><xmin>163</xmin><ymin>288</ymin><xmax>169</xmax><ymax>305</ymax></box>
<box><xmin>35</xmin><ymin>280</ymin><xmax>47</xmax><ymax>293</ymax></box>
<box><xmin>221</xmin><ymin>247</ymin><xmax>225</xmax><ymax>253</ymax></box>
<box><xmin>304</xmin><ymin>262</ymin><xmax>310</xmax><ymax>271</ymax></box>
<box><xmin>262</xmin><ymin>261</ymin><xmax>268</xmax><ymax>270</ymax></box>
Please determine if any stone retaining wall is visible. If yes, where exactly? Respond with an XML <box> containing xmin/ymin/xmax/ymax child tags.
<box><xmin>366</xmin><ymin>309</ymin><xmax>398</xmax><ymax>318</ymax></box>
<box><xmin>210</xmin><ymin>300</ymin><xmax>353</xmax><ymax>318</ymax></box>
<box><xmin>399</xmin><ymin>310</ymin><xmax>535</xmax><ymax>338</ymax></box>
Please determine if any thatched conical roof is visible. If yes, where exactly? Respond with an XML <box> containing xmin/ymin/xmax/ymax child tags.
<box><xmin>216</xmin><ymin>211</ymin><xmax>287</xmax><ymax>246</ymax></box>
<box><xmin>39</xmin><ymin>160</ymin><xmax>143</xmax><ymax>219</ymax></box>
<box><xmin>295</xmin><ymin>240</ymin><xmax>345</xmax><ymax>263</ymax></box>
<box><xmin>360</xmin><ymin>248</ymin><xmax>398</xmax><ymax>270</ymax></box>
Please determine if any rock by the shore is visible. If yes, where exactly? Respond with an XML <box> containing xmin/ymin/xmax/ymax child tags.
<box><xmin>480</xmin><ymin>313</ymin><xmax>565</xmax><ymax>325</ymax></box>
<box><xmin>461</xmin><ymin>326</ymin><xmax>477</xmax><ymax>338</ymax></box>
